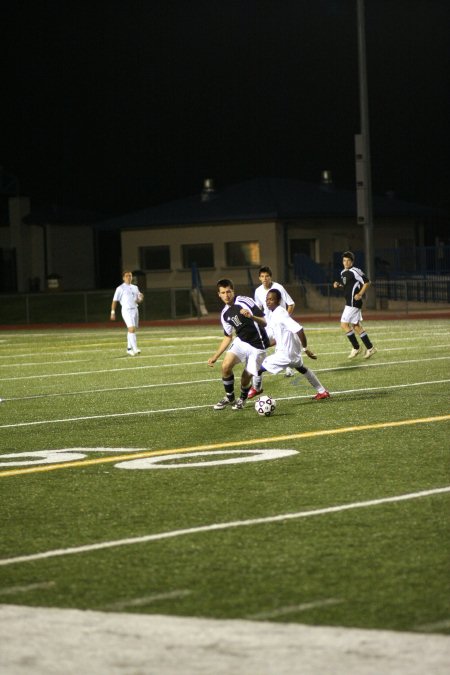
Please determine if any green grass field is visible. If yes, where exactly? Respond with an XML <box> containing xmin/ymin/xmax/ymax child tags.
<box><xmin>0</xmin><ymin>319</ymin><xmax>449</xmax><ymax>635</ymax></box>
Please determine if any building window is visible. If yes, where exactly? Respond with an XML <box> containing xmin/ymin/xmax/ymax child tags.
<box><xmin>225</xmin><ymin>241</ymin><xmax>260</xmax><ymax>267</ymax></box>
<box><xmin>289</xmin><ymin>238</ymin><xmax>317</xmax><ymax>263</ymax></box>
<box><xmin>139</xmin><ymin>245</ymin><xmax>171</xmax><ymax>271</ymax></box>
<box><xmin>182</xmin><ymin>243</ymin><xmax>214</xmax><ymax>269</ymax></box>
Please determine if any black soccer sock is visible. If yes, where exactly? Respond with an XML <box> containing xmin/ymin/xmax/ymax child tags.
<box><xmin>240</xmin><ymin>385</ymin><xmax>251</xmax><ymax>401</ymax></box>
<box><xmin>222</xmin><ymin>375</ymin><xmax>235</xmax><ymax>400</ymax></box>
<box><xmin>346</xmin><ymin>330</ymin><xmax>360</xmax><ymax>349</ymax></box>
<box><xmin>360</xmin><ymin>331</ymin><xmax>373</xmax><ymax>349</ymax></box>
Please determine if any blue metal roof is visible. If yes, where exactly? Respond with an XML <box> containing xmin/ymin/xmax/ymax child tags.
<box><xmin>95</xmin><ymin>177</ymin><xmax>435</xmax><ymax>230</ymax></box>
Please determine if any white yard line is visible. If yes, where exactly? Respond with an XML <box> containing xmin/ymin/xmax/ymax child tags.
<box><xmin>246</xmin><ymin>598</ymin><xmax>343</xmax><ymax>620</ymax></box>
<box><xmin>0</xmin><ymin>360</ymin><xmax>209</xmax><ymax>381</ymax></box>
<box><xmin>1</xmin><ymin>349</ymin><xmax>449</xmax><ymax>383</ymax></box>
<box><xmin>1</xmin><ymin>486</ymin><xmax>448</xmax><ymax>567</ymax></box>
<box><xmin>0</xmin><ymin>378</ymin><xmax>449</xmax><ymax>425</ymax></box>
<box><xmin>6</xmin><ymin>377</ymin><xmax>220</xmax><ymax>401</ymax></box>
<box><xmin>104</xmin><ymin>590</ymin><xmax>192</xmax><ymax>611</ymax></box>
<box><xmin>0</xmin><ymin>581</ymin><xmax>55</xmax><ymax>595</ymax></box>
<box><xmin>415</xmin><ymin>619</ymin><xmax>450</xmax><ymax>632</ymax></box>
<box><xmin>0</xmin><ymin>348</ymin><xmax>214</xmax><ymax>361</ymax></box>
<box><xmin>0</xmin><ymin>360</ymin><xmax>87</xmax><ymax>368</ymax></box>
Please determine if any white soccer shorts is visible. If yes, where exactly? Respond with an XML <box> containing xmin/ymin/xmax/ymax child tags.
<box><xmin>341</xmin><ymin>305</ymin><xmax>363</xmax><ymax>325</ymax></box>
<box><xmin>262</xmin><ymin>351</ymin><xmax>302</xmax><ymax>375</ymax></box>
<box><xmin>228</xmin><ymin>337</ymin><xmax>266</xmax><ymax>376</ymax></box>
<box><xmin>121</xmin><ymin>307</ymin><xmax>139</xmax><ymax>328</ymax></box>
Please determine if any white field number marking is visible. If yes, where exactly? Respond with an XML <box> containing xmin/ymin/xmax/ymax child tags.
<box><xmin>0</xmin><ymin>448</ymin><xmax>298</xmax><ymax>469</ymax></box>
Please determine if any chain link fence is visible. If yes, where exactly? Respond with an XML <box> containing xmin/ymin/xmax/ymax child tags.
<box><xmin>0</xmin><ymin>278</ymin><xmax>448</xmax><ymax>325</ymax></box>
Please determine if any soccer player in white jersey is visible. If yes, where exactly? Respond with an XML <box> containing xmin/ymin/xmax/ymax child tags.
<box><xmin>333</xmin><ymin>251</ymin><xmax>377</xmax><ymax>359</ymax></box>
<box><xmin>207</xmin><ymin>278</ymin><xmax>270</xmax><ymax>410</ymax></box>
<box><xmin>248</xmin><ymin>265</ymin><xmax>296</xmax><ymax>396</ymax></box>
<box><xmin>110</xmin><ymin>270</ymin><xmax>144</xmax><ymax>355</ymax></box>
<box><xmin>241</xmin><ymin>288</ymin><xmax>330</xmax><ymax>401</ymax></box>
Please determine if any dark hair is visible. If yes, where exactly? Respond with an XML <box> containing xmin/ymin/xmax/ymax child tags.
<box><xmin>216</xmin><ymin>278</ymin><xmax>234</xmax><ymax>290</ymax></box>
<box><xmin>342</xmin><ymin>251</ymin><xmax>355</xmax><ymax>262</ymax></box>
<box><xmin>258</xmin><ymin>266</ymin><xmax>272</xmax><ymax>276</ymax></box>
<box><xmin>266</xmin><ymin>288</ymin><xmax>281</xmax><ymax>302</ymax></box>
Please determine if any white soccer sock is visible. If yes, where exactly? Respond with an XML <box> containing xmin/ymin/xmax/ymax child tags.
<box><xmin>252</xmin><ymin>376</ymin><xmax>262</xmax><ymax>390</ymax></box>
<box><xmin>130</xmin><ymin>333</ymin><xmax>137</xmax><ymax>351</ymax></box>
<box><xmin>303</xmin><ymin>368</ymin><xmax>325</xmax><ymax>393</ymax></box>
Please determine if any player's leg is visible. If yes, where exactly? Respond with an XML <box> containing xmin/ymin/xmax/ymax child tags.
<box><xmin>341</xmin><ymin>307</ymin><xmax>361</xmax><ymax>358</ymax></box>
<box><xmin>122</xmin><ymin>309</ymin><xmax>138</xmax><ymax>355</ymax></box>
<box><xmin>232</xmin><ymin>347</ymin><xmax>265</xmax><ymax>410</ymax></box>
<box><xmin>248</xmin><ymin>376</ymin><xmax>263</xmax><ymax>399</ymax></box>
<box><xmin>213</xmin><ymin>351</ymin><xmax>241</xmax><ymax>409</ymax></box>
<box><xmin>231</xmin><ymin>369</ymin><xmax>253</xmax><ymax>410</ymax></box>
<box><xmin>353</xmin><ymin>321</ymin><xmax>377</xmax><ymax>358</ymax></box>
<box><xmin>130</xmin><ymin>310</ymin><xmax>140</xmax><ymax>353</ymax></box>
<box><xmin>295</xmin><ymin>364</ymin><xmax>330</xmax><ymax>400</ymax></box>
<box><xmin>127</xmin><ymin>327</ymin><xmax>139</xmax><ymax>354</ymax></box>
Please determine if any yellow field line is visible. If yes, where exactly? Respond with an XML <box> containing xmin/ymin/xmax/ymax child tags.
<box><xmin>1</xmin><ymin>414</ymin><xmax>449</xmax><ymax>479</ymax></box>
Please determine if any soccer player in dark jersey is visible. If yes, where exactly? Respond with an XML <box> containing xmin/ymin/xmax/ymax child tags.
<box><xmin>207</xmin><ymin>278</ymin><xmax>270</xmax><ymax>410</ymax></box>
<box><xmin>333</xmin><ymin>251</ymin><xmax>377</xmax><ymax>359</ymax></box>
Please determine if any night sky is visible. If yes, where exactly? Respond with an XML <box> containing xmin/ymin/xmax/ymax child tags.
<box><xmin>3</xmin><ymin>0</ymin><xmax>449</xmax><ymax>217</ymax></box>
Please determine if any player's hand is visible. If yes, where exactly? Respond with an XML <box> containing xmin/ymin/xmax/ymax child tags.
<box><xmin>240</xmin><ymin>308</ymin><xmax>252</xmax><ymax>318</ymax></box>
<box><xmin>333</xmin><ymin>281</ymin><xmax>340</xmax><ymax>289</ymax></box>
<box><xmin>207</xmin><ymin>357</ymin><xmax>217</xmax><ymax>367</ymax></box>
<box><xmin>305</xmin><ymin>348</ymin><xmax>317</xmax><ymax>359</ymax></box>
<box><xmin>137</xmin><ymin>292</ymin><xmax>144</xmax><ymax>303</ymax></box>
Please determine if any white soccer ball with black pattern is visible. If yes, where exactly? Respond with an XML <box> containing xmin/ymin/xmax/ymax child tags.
<box><xmin>254</xmin><ymin>395</ymin><xmax>277</xmax><ymax>417</ymax></box>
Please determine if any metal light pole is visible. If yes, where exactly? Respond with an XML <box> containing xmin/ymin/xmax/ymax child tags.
<box><xmin>355</xmin><ymin>0</ymin><xmax>375</xmax><ymax>308</ymax></box>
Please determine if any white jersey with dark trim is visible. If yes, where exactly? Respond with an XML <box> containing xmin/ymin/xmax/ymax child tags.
<box><xmin>221</xmin><ymin>295</ymin><xmax>270</xmax><ymax>349</ymax></box>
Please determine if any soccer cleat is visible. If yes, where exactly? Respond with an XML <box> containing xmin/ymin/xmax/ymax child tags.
<box><xmin>285</xmin><ymin>367</ymin><xmax>295</xmax><ymax>377</ymax></box>
<box><xmin>213</xmin><ymin>396</ymin><xmax>235</xmax><ymax>410</ymax></box>
<box><xmin>313</xmin><ymin>390</ymin><xmax>330</xmax><ymax>400</ymax></box>
<box><xmin>134</xmin><ymin>348</ymin><xmax>141</xmax><ymax>354</ymax></box>
<box><xmin>247</xmin><ymin>387</ymin><xmax>263</xmax><ymax>400</ymax></box>
<box><xmin>127</xmin><ymin>348</ymin><xmax>137</xmax><ymax>356</ymax></box>
<box><xmin>348</xmin><ymin>347</ymin><xmax>361</xmax><ymax>359</ymax></box>
<box><xmin>231</xmin><ymin>398</ymin><xmax>246</xmax><ymax>410</ymax></box>
<box><xmin>364</xmin><ymin>346</ymin><xmax>377</xmax><ymax>359</ymax></box>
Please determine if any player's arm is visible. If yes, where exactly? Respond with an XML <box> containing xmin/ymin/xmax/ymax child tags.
<box><xmin>280</xmin><ymin>287</ymin><xmax>295</xmax><ymax>315</ymax></box>
<box><xmin>354</xmin><ymin>281</ymin><xmax>370</xmax><ymax>301</ymax></box>
<box><xmin>110</xmin><ymin>300</ymin><xmax>118</xmax><ymax>321</ymax></box>
<box><xmin>239</xmin><ymin>307</ymin><xmax>267</xmax><ymax>326</ymax></box>
<box><xmin>297</xmin><ymin>328</ymin><xmax>317</xmax><ymax>359</ymax></box>
<box><xmin>208</xmin><ymin>335</ymin><xmax>232</xmax><ymax>366</ymax></box>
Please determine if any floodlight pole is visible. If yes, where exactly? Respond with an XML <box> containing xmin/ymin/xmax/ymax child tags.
<box><xmin>355</xmin><ymin>0</ymin><xmax>375</xmax><ymax>308</ymax></box>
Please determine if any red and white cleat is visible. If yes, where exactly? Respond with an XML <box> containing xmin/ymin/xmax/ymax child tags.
<box><xmin>313</xmin><ymin>390</ymin><xmax>330</xmax><ymax>400</ymax></box>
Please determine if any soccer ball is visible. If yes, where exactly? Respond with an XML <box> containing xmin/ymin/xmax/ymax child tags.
<box><xmin>255</xmin><ymin>395</ymin><xmax>277</xmax><ymax>417</ymax></box>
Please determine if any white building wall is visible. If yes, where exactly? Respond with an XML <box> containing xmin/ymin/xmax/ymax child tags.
<box><xmin>121</xmin><ymin>220</ymin><xmax>281</xmax><ymax>289</ymax></box>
